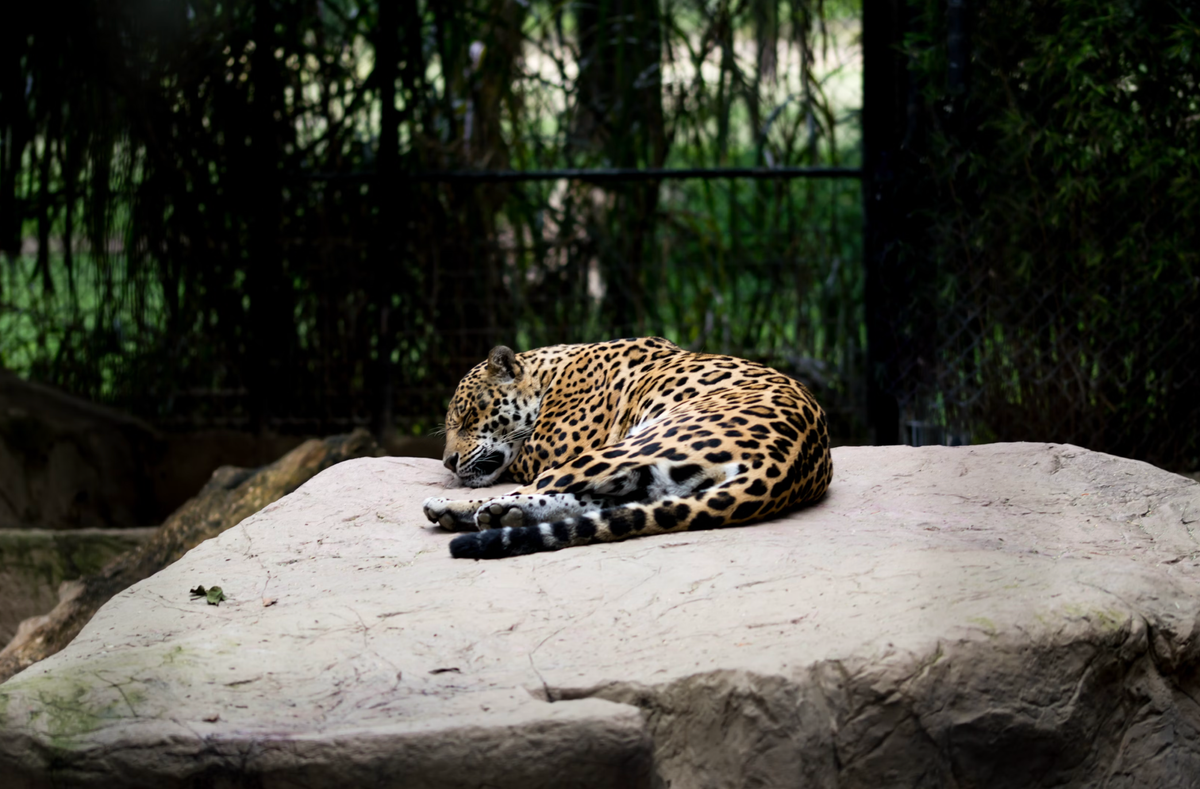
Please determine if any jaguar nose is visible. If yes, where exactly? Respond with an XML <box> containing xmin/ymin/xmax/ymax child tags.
<box><xmin>443</xmin><ymin>453</ymin><xmax>459</xmax><ymax>473</ymax></box>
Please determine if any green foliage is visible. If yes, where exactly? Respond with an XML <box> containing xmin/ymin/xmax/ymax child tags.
<box><xmin>901</xmin><ymin>0</ymin><xmax>1200</xmax><ymax>468</ymax></box>
<box><xmin>1</xmin><ymin>0</ymin><xmax>864</xmax><ymax>437</ymax></box>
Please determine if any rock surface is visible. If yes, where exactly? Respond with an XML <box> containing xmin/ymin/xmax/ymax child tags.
<box><xmin>2</xmin><ymin>443</ymin><xmax>1199</xmax><ymax>788</ymax></box>
<box><xmin>0</xmin><ymin>528</ymin><xmax>157</xmax><ymax>644</ymax></box>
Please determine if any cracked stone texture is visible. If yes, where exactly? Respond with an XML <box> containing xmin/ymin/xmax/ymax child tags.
<box><xmin>2</xmin><ymin>443</ymin><xmax>1200</xmax><ymax>789</ymax></box>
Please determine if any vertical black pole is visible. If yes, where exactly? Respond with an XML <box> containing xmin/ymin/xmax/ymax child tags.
<box><xmin>371</xmin><ymin>0</ymin><xmax>402</xmax><ymax>442</ymax></box>
<box><xmin>246</xmin><ymin>0</ymin><xmax>290</xmax><ymax>433</ymax></box>
<box><xmin>862</xmin><ymin>0</ymin><xmax>905</xmax><ymax>444</ymax></box>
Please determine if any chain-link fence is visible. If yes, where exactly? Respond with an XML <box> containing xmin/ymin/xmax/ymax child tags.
<box><xmin>4</xmin><ymin>0</ymin><xmax>1198</xmax><ymax>471</ymax></box>
<box><xmin>1</xmin><ymin>1</ymin><xmax>867</xmax><ymax>441</ymax></box>
<box><xmin>878</xmin><ymin>0</ymin><xmax>1200</xmax><ymax>470</ymax></box>
<box><xmin>378</xmin><ymin>171</ymin><xmax>865</xmax><ymax>438</ymax></box>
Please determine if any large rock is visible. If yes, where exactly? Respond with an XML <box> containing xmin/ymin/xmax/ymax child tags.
<box><xmin>1</xmin><ymin>443</ymin><xmax>1199</xmax><ymax>788</ymax></box>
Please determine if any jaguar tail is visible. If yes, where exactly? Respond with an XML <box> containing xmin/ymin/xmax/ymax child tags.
<box><xmin>449</xmin><ymin>492</ymin><xmax>753</xmax><ymax>560</ymax></box>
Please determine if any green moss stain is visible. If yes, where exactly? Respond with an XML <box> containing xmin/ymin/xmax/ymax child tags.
<box><xmin>4</xmin><ymin>675</ymin><xmax>115</xmax><ymax>743</ymax></box>
<box><xmin>0</xmin><ymin>646</ymin><xmax>191</xmax><ymax>747</ymax></box>
<box><xmin>39</xmin><ymin>681</ymin><xmax>109</xmax><ymax>741</ymax></box>
<box><xmin>967</xmin><ymin>616</ymin><xmax>998</xmax><ymax>637</ymax></box>
<box><xmin>1059</xmin><ymin>603</ymin><xmax>1130</xmax><ymax>635</ymax></box>
<box><xmin>1089</xmin><ymin>608</ymin><xmax>1128</xmax><ymax>633</ymax></box>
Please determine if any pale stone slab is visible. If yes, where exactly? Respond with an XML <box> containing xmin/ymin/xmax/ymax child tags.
<box><xmin>2</xmin><ymin>444</ymin><xmax>1199</xmax><ymax>788</ymax></box>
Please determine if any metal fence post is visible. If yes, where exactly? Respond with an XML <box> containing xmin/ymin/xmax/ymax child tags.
<box><xmin>862</xmin><ymin>0</ymin><xmax>905</xmax><ymax>445</ymax></box>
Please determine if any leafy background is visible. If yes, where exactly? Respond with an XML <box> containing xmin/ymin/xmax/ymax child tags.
<box><xmin>2</xmin><ymin>0</ymin><xmax>1198</xmax><ymax>471</ymax></box>
<box><xmin>894</xmin><ymin>0</ymin><xmax>1200</xmax><ymax>469</ymax></box>
<box><xmin>1</xmin><ymin>0</ymin><xmax>865</xmax><ymax>438</ymax></box>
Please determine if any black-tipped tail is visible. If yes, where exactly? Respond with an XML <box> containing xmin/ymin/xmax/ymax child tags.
<box><xmin>450</xmin><ymin>514</ymin><xmax>590</xmax><ymax>559</ymax></box>
<box><xmin>447</xmin><ymin>497</ymin><xmax>731</xmax><ymax>560</ymax></box>
<box><xmin>450</xmin><ymin>525</ymin><xmax>551</xmax><ymax>560</ymax></box>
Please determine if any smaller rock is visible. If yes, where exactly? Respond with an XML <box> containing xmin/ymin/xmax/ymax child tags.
<box><xmin>0</xmin><ymin>429</ymin><xmax>380</xmax><ymax>683</ymax></box>
<box><xmin>0</xmin><ymin>527</ymin><xmax>156</xmax><ymax>644</ymax></box>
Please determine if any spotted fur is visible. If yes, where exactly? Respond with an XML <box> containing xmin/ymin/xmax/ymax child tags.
<box><xmin>423</xmin><ymin>337</ymin><xmax>832</xmax><ymax>559</ymax></box>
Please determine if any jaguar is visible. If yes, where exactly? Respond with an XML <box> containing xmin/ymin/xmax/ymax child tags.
<box><xmin>423</xmin><ymin>337</ymin><xmax>832</xmax><ymax>559</ymax></box>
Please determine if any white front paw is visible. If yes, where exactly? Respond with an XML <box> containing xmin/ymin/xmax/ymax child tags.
<box><xmin>422</xmin><ymin>497</ymin><xmax>453</xmax><ymax>529</ymax></box>
<box><xmin>423</xmin><ymin>497</ymin><xmax>482</xmax><ymax>532</ymax></box>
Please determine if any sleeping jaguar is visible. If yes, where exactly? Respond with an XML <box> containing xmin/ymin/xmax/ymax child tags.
<box><xmin>423</xmin><ymin>337</ymin><xmax>832</xmax><ymax>559</ymax></box>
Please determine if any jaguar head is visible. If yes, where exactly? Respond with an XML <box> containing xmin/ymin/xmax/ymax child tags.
<box><xmin>440</xmin><ymin>345</ymin><xmax>540</xmax><ymax>487</ymax></box>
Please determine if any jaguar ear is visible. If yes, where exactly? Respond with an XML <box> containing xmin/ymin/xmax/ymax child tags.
<box><xmin>485</xmin><ymin>346</ymin><xmax>521</xmax><ymax>383</ymax></box>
